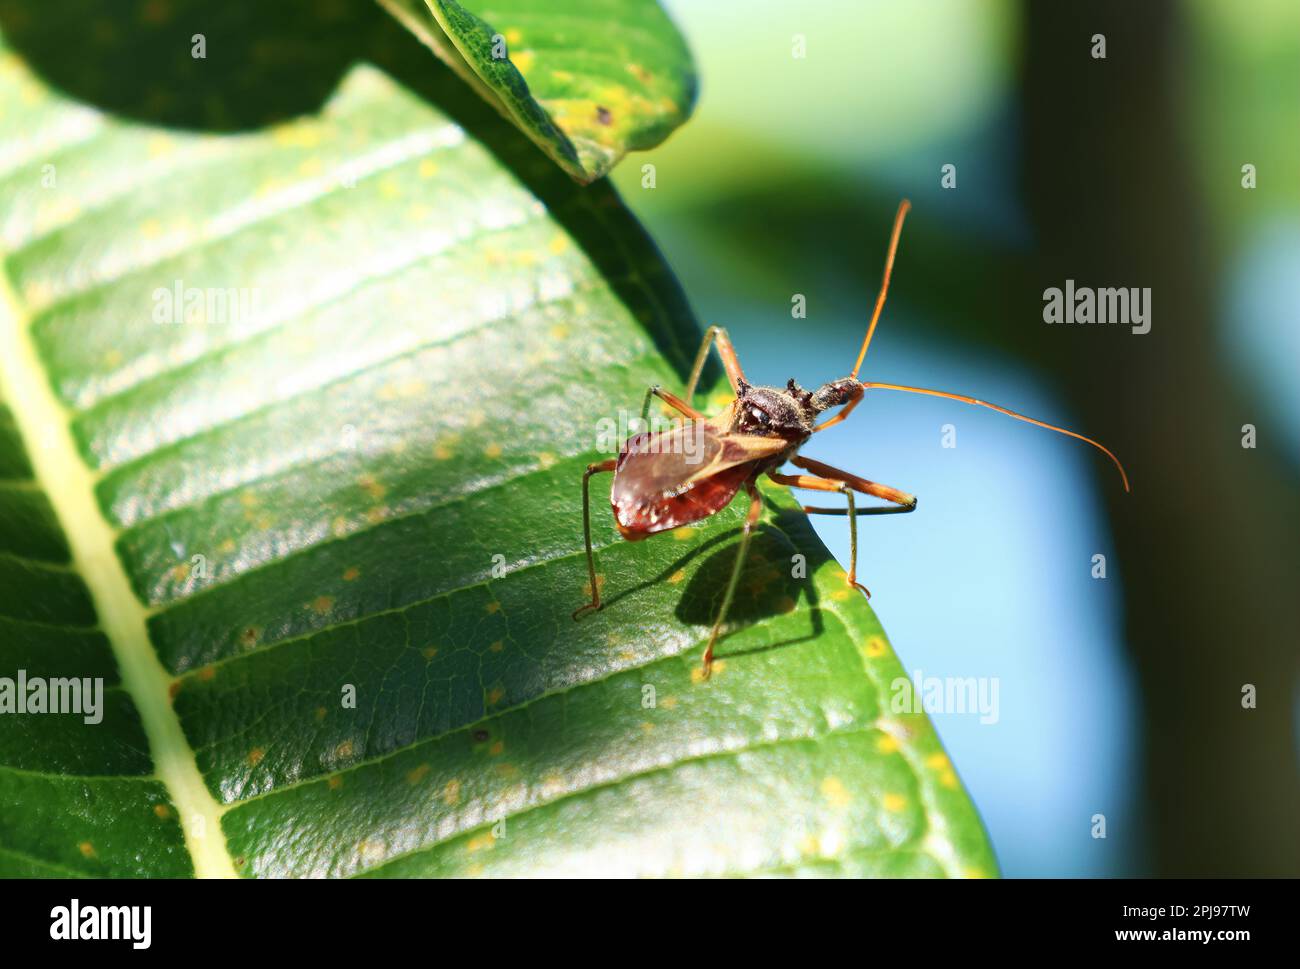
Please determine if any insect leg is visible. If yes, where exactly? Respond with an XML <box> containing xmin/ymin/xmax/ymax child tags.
<box><xmin>572</xmin><ymin>459</ymin><xmax>618</xmax><ymax>620</ymax></box>
<box><xmin>684</xmin><ymin>325</ymin><xmax>746</xmax><ymax>406</ymax></box>
<box><xmin>812</xmin><ymin>393</ymin><xmax>862</xmax><ymax>433</ymax></box>
<box><xmin>770</xmin><ymin>463</ymin><xmax>917</xmax><ymax>599</ymax></box>
<box><xmin>701</xmin><ymin>481</ymin><xmax>763</xmax><ymax>679</ymax></box>
<box><xmin>789</xmin><ymin>455</ymin><xmax>917</xmax><ymax>510</ymax></box>
<box><xmin>638</xmin><ymin>384</ymin><xmax>704</xmax><ymax>429</ymax></box>
<box><xmin>800</xmin><ymin>492</ymin><xmax>918</xmax><ymax>598</ymax></box>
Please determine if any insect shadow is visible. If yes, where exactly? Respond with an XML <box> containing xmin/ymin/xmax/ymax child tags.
<box><xmin>672</xmin><ymin>506</ymin><xmax>833</xmax><ymax>662</ymax></box>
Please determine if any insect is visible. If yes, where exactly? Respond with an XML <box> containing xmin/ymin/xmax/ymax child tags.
<box><xmin>573</xmin><ymin>200</ymin><xmax>1129</xmax><ymax>678</ymax></box>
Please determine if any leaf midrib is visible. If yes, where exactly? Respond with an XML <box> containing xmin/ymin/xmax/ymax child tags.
<box><xmin>0</xmin><ymin>266</ymin><xmax>235</xmax><ymax>878</ymax></box>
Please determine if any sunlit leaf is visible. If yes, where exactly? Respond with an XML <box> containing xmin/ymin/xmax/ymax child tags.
<box><xmin>0</xmin><ymin>27</ymin><xmax>994</xmax><ymax>877</ymax></box>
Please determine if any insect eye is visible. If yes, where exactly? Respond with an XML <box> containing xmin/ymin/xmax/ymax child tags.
<box><xmin>749</xmin><ymin>406</ymin><xmax>769</xmax><ymax>425</ymax></box>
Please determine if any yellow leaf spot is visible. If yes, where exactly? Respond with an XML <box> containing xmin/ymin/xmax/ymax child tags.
<box><xmin>537</xmin><ymin>451</ymin><xmax>557</xmax><ymax>469</ymax></box>
<box><xmin>940</xmin><ymin>769</ymin><xmax>959</xmax><ymax>789</ymax></box>
<box><xmin>405</xmin><ymin>764</ymin><xmax>431</xmax><ymax>785</ymax></box>
<box><xmin>690</xmin><ymin>661</ymin><xmax>725</xmax><ymax>684</ymax></box>
<box><xmin>310</xmin><ymin>595</ymin><xmax>335</xmax><ymax>615</ymax></box>
<box><xmin>147</xmin><ymin>134</ymin><xmax>175</xmax><ymax>158</ymax></box>
<box><xmin>239</xmin><ymin>492</ymin><xmax>259</xmax><ymax>508</ymax></box>
<box><xmin>342</xmin><ymin>567</ymin><xmax>361</xmax><ymax>582</ymax></box>
<box><xmin>45</xmin><ymin>196</ymin><xmax>81</xmax><ymax>222</ymax></box>
<box><xmin>541</xmin><ymin>774</ymin><xmax>564</xmax><ymax>796</ymax></box>
<box><xmin>668</xmin><ymin>569</ymin><xmax>686</xmax><ymax>585</ymax></box>
<box><xmin>198</xmin><ymin>665</ymin><xmax>216</xmax><ymax>681</ymax></box>
<box><xmin>925</xmin><ymin>752</ymin><xmax>951</xmax><ymax>771</ymax></box>
<box><xmin>422</xmin><ymin>646</ymin><xmax>439</xmax><ymax>660</ymax></box>
<box><xmin>486</xmin><ymin>602</ymin><xmax>501</xmax><ymax>615</ymax></box>
<box><xmin>547</xmin><ymin>234</ymin><xmax>569</xmax><ymax>255</ymax></box>
<box><xmin>484</xmin><ymin>443</ymin><xmax>503</xmax><ymax>459</ymax></box>
<box><xmin>314</xmin><ymin>706</ymin><xmax>327</xmax><ymax>722</ymax></box>
<box><xmin>548</xmin><ymin>324</ymin><xmax>570</xmax><ymax>341</ymax></box>
<box><xmin>487</xmin><ymin>687</ymin><xmax>505</xmax><ymax>706</ymax></box>
<box><xmin>660</xmin><ymin>696</ymin><xmax>678</xmax><ymax>710</ymax></box>
<box><xmin>418</xmin><ymin>158</ymin><xmax>438</xmax><ymax>179</ymax></box>
<box><xmin>248</xmin><ymin>748</ymin><xmax>265</xmax><ymax>766</ymax></box>
<box><xmin>709</xmin><ymin>391</ymin><xmax>734</xmax><ymax>411</ymax></box>
<box><xmin>882</xmin><ymin>793</ymin><xmax>906</xmax><ymax>813</ymax></box>
<box><xmin>378</xmin><ymin>175</ymin><xmax>400</xmax><ymax>199</ymax></box>
<box><xmin>863</xmin><ymin>636</ymin><xmax>888</xmax><ymax>659</ymax></box>
<box><xmin>103</xmin><ymin>349</ymin><xmax>124</xmax><ymax>368</ymax></box>
<box><xmin>434</xmin><ymin>444</ymin><xmax>454</xmax><ymax>460</ymax></box>
<box><xmin>875</xmin><ymin>735</ymin><xmax>900</xmax><ymax>754</ymax></box>
<box><xmin>489</xmin><ymin>640</ymin><xmax>504</xmax><ymax>653</ymax></box>
<box><xmin>218</xmin><ymin>538</ymin><xmax>237</xmax><ymax>554</ymax></box>
<box><xmin>328</xmin><ymin>776</ymin><xmax>344</xmax><ymax>790</ymax></box>
<box><xmin>820</xmin><ymin>776</ymin><xmax>852</xmax><ymax>809</ymax></box>
<box><xmin>583</xmin><ymin>574</ymin><xmax>605</xmax><ymax>598</ymax></box>
<box><xmin>272</xmin><ymin>123</ymin><xmax>321</xmax><ymax>148</ymax></box>
<box><xmin>504</xmin><ymin>27</ymin><xmax>522</xmax><ymax>45</ymax></box>
<box><xmin>140</xmin><ymin>218</ymin><xmax>164</xmax><ymax>239</ymax></box>
<box><xmin>335</xmin><ymin>739</ymin><xmax>355</xmax><ymax>759</ymax></box>
<box><xmin>78</xmin><ymin>841</ymin><xmax>96</xmax><ymax>858</ymax></box>
<box><xmin>467</xmin><ymin>832</ymin><xmax>495</xmax><ymax>853</ymax></box>
<box><xmin>153</xmin><ymin>804</ymin><xmax>172</xmax><ymax>820</ymax></box>
<box><xmin>672</xmin><ymin>526</ymin><xmax>696</xmax><ymax>541</ymax></box>
<box><xmin>641</xmin><ymin>722</ymin><xmax>654</xmax><ymax>734</ymax></box>
<box><xmin>358</xmin><ymin>475</ymin><xmax>386</xmax><ymax>500</ymax></box>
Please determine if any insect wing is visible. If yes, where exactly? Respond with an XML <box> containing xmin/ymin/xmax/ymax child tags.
<box><xmin>611</xmin><ymin>423</ymin><xmax>786</xmax><ymax>539</ymax></box>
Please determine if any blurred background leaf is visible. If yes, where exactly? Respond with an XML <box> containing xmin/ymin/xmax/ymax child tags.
<box><xmin>379</xmin><ymin>0</ymin><xmax>697</xmax><ymax>181</ymax></box>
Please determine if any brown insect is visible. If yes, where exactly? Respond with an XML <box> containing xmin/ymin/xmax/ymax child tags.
<box><xmin>573</xmin><ymin>200</ymin><xmax>1129</xmax><ymax>677</ymax></box>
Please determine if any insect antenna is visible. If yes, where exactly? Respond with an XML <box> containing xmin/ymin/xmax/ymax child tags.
<box><xmin>861</xmin><ymin>381</ymin><xmax>1131</xmax><ymax>491</ymax></box>
<box><xmin>850</xmin><ymin>198</ymin><xmax>912</xmax><ymax>380</ymax></box>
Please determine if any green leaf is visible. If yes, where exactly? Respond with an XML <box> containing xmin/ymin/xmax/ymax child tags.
<box><xmin>0</xmin><ymin>29</ymin><xmax>995</xmax><ymax>877</ymax></box>
<box><xmin>378</xmin><ymin>0</ymin><xmax>696</xmax><ymax>182</ymax></box>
